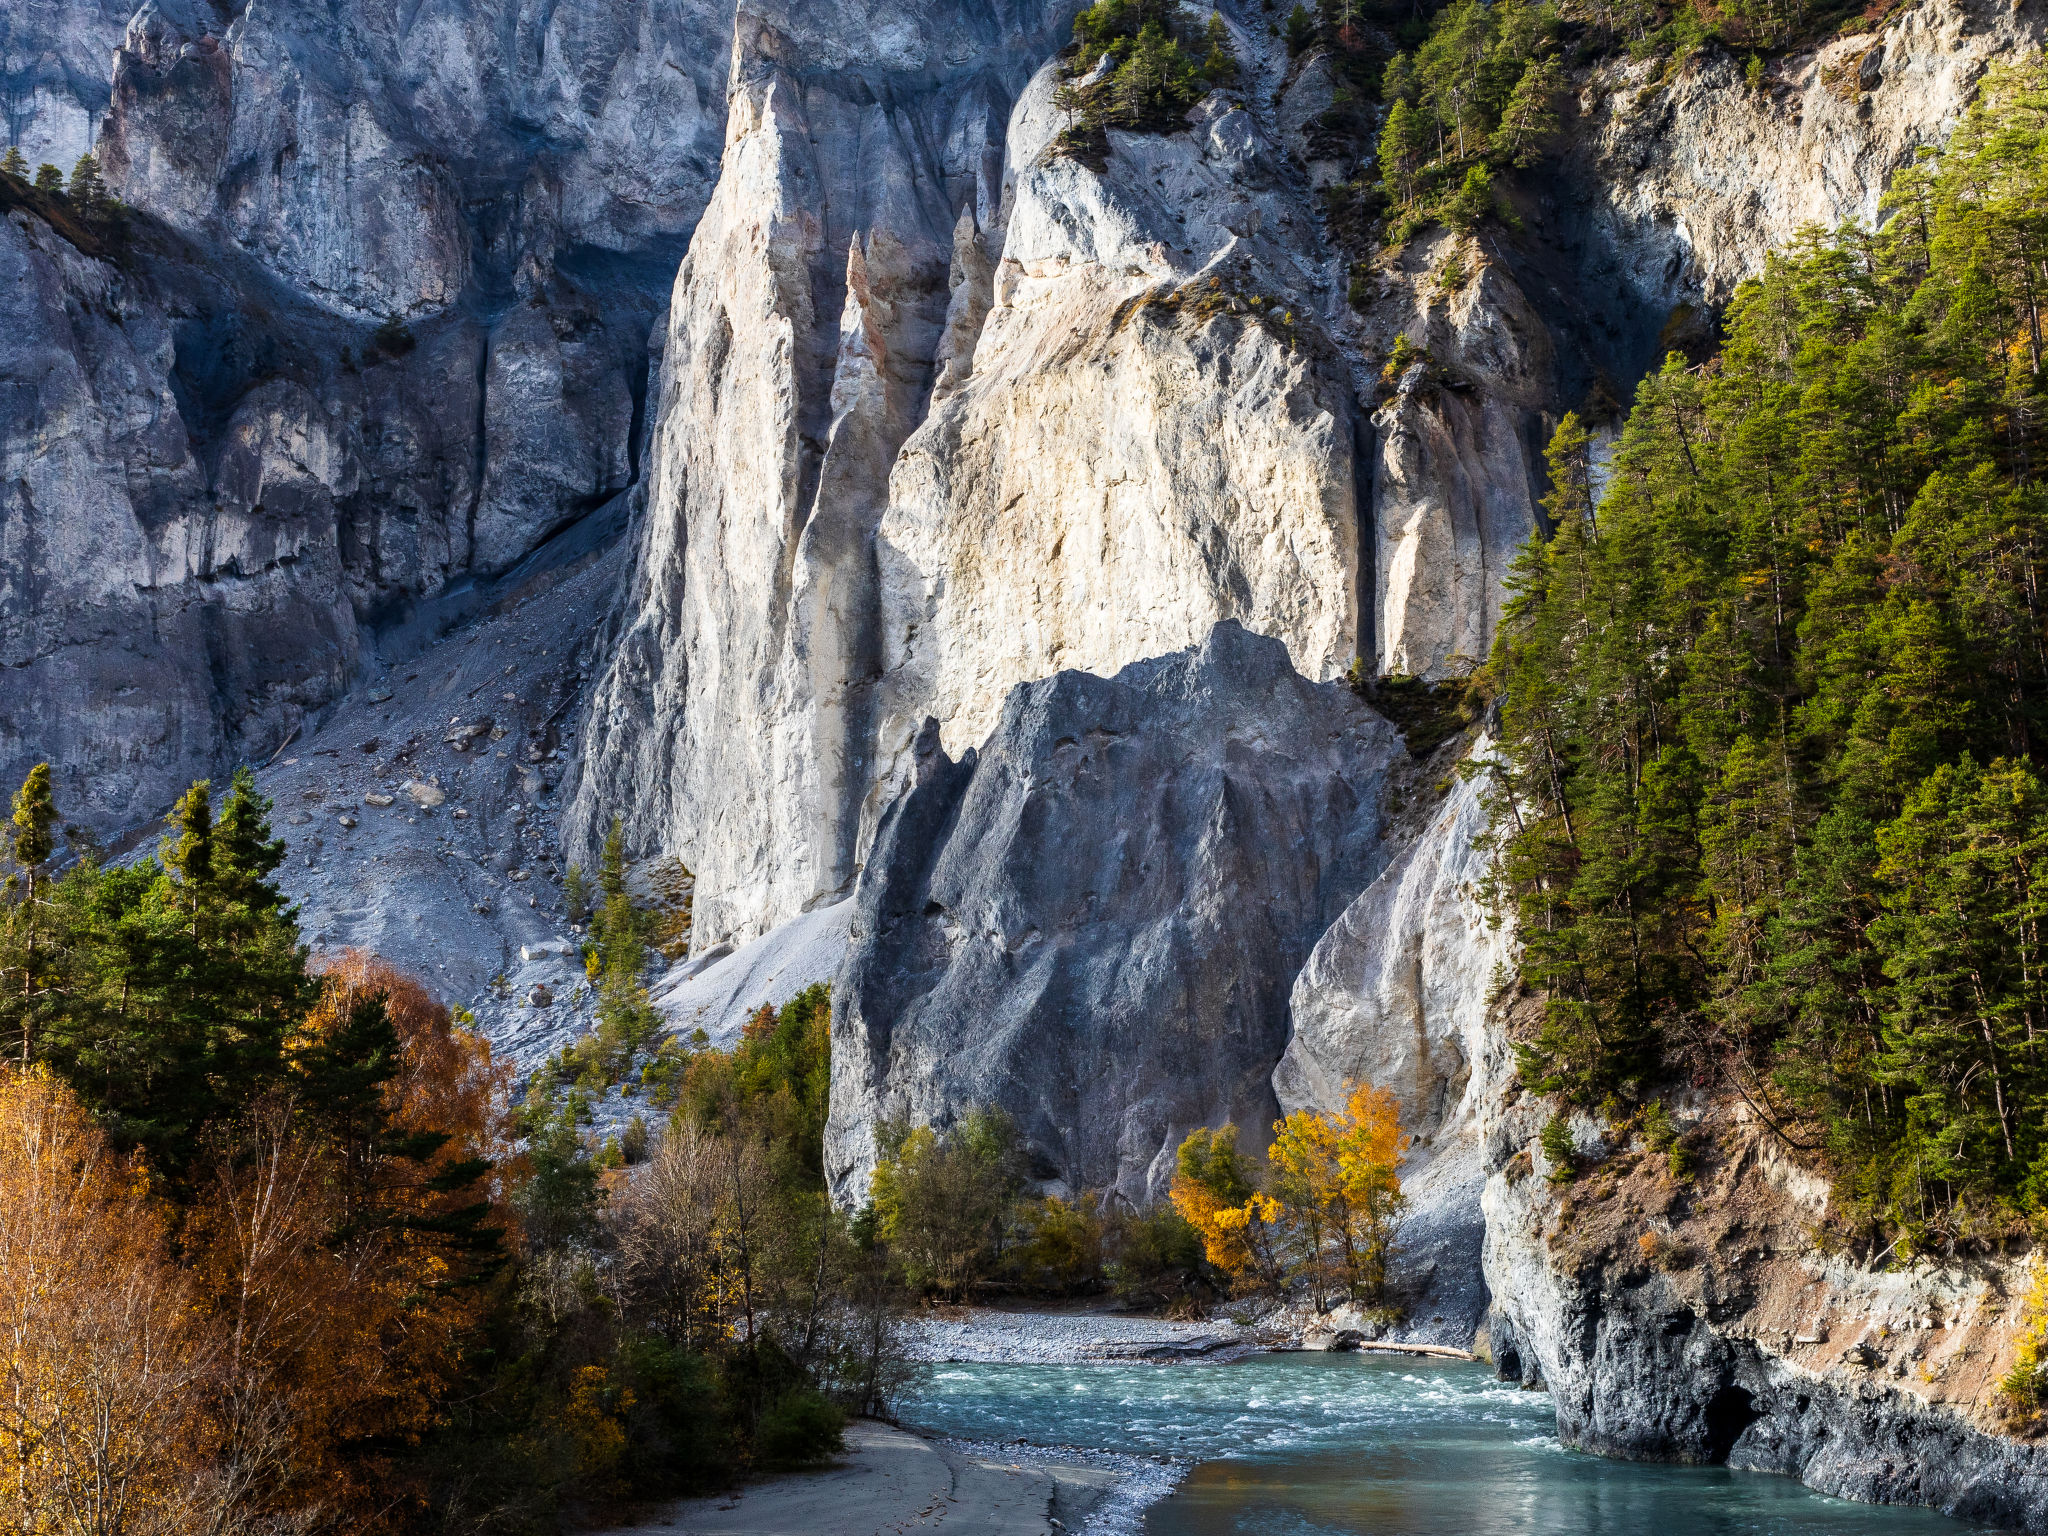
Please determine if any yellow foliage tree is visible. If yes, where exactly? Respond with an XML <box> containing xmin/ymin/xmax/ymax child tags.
<box><xmin>0</xmin><ymin>1068</ymin><xmax>214</xmax><ymax>1536</ymax></box>
<box><xmin>2002</xmin><ymin>1260</ymin><xmax>2048</xmax><ymax>1420</ymax></box>
<box><xmin>1268</xmin><ymin>1083</ymin><xmax>1411</xmax><ymax>1304</ymax></box>
<box><xmin>1168</xmin><ymin>1125</ymin><xmax>1282</xmax><ymax>1289</ymax></box>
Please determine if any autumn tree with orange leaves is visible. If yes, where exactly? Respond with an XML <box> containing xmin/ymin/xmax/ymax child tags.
<box><xmin>0</xmin><ymin>1069</ymin><xmax>214</xmax><ymax>1536</ymax></box>
<box><xmin>1171</xmin><ymin>1084</ymin><xmax>1411</xmax><ymax>1306</ymax></box>
<box><xmin>185</xmin><ymin>953</ymin><xmax>514</xmax><ymax>1526</ymax></box>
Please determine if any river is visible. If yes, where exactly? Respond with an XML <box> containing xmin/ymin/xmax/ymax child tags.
<box><xmin>896</xmin><ymin>1351</ymin><xmax>1995</xmax><ymax>1535</ymax></box>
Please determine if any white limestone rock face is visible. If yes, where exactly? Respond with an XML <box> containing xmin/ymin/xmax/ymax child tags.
<box><xmin>1363</xmin><ymin>239</ymin><xmax>1551</xmax><ymax>681</ymax></box>
<box><xmin>581</xmin><ymin>33</ymin><xmax>1385</xmax><ymax>954</ymax></box>
<box><xmin>874</xmin><ymin>70</ymin><xmax>1366</xmax><ymax>782</ymax></box>
<box><xmin>1568</xmin><ymin>0</ymin><xmax>2042</xmax><ymax>314</ymax></box>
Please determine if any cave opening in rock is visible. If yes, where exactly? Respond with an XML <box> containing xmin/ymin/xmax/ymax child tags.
<box><xmin>1496</xmin><ymin>1344</ymin><xmax>1522</xmax><ymax>1382</ymax></box>
<box><xmin>1701</xmin><ymin>1384</ymin><xmax>1760</xmax><ymax>1463</ymax></box>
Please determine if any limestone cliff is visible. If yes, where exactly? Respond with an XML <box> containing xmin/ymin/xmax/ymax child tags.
<box><xmin>565</xmin><ymin>0</ymin><xmax>1063</xmax><ymax>953</ymax></box>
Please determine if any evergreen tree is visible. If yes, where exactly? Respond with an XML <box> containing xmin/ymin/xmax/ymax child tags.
<box><xmin>66</xmin><ymin>151</ymin><xmax>104</xmax><ymax>214</ymax></box>
<box><xmin>0</xmin><ymin>146</ymin><xmax>25</xmax><ymax>180</ymax></box>
<box><xmin>39</xmin><ymin>775</ymin><xmax>315</xmax><ymax>1170</ymax></box>
<box><xmin>1285</xmin><ymin>3</ymin><xmax>1315</xmax><ymax>55</ymax></box>
<box><xmin>1200</xmin><ymin>13</ymin><xmax>1237</xmax><ymax>85</ymax></box>
<box><xmin>31</xmin><ymin>163</ymin><xmax>59</xmax><ymax>194</ymax></box>
<box><xmin>1491</xmin><ymin>55</ymin><xmax>1562</xmax><ymax>168</ymax></box>
<box><xmin>2</xmin><ymin>765</ymin><xmax>58</xmax><ymax>1065</ymax></box>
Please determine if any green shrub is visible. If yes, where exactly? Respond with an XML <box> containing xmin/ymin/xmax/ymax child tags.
<box><xmin>1285</xmin><ymin>3</ymin><xmax>1315</xmax><ymax>54</ymax></box>
<box><xmin>754</xmin><ymin>1389</ymin><xmax>846</xmax><ymax>1468</ymax></box>
<box><xmin>1103</xmin><ymin>1201</ymin><xmax>1209</xmax><ymax>1305</ymax></box>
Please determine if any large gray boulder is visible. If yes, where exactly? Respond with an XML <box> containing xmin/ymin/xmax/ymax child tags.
<box><xmin>824</xmin><ymin>622</ymin><xmax>1403</xmax><ymax>1207</ymax></box>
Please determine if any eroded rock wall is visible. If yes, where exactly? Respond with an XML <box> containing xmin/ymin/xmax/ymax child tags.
<box><xmin>0</xmin><ymin>0</ymin><xmax>726</xmax><ymax>830</ymax></box>
<box><xmin>1482</xmin><ymin>1112</ymin><xmax>2048</xmax><ymax>1531</ymax></box>
<box><xmin>825</xmin><ymin>622</ymin><xmax>1402</xmax><ymax>1206</ymax></box>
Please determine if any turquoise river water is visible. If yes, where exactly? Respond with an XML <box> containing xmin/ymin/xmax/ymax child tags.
<box><xmin>896</xmin><ymin>1352</ymin><xmax>2000</xmax><ymax>1536</ymax></box>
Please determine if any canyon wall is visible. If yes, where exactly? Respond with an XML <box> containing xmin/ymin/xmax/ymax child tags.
<box><xmin>2</xmin><ymin>0</ymin><xmax>728</xmax><ymax>828</ymax></box>
<box><xmin>1483</xmin><ymin>1110</ymin><xmax>2048</xmax><ymax>1532</ymax></box>
<box><xmin>5</xmin><ymin>0</ymin><xmax>2046</xmax><ymax>1520</ymax></box>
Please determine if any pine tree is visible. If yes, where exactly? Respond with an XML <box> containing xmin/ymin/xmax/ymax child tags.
<box><xmin>31</xmin><ymin>163</ymin><xmax>59</xmax><ymax>194</ymax></box>
<box><xmin>66</xmin><ymin>151</ymin><xmax>105</xmax><ymax>215</ymax></box>
<box><xmin>1485</xmin><ymin>60</ymin><xmax>2048</xmax><ymax>1240</ymax></box>
<box><xmin>1490</xmin><ymin>55</ymin><xmax>1562</xmax><ymax>168</ymax></box>
<box><xmin>1284</xmin><ymin>3</ymin><xmax>1315</xmax><ymax>55</ymax></box>
<box><xmin>1377</xmin><ymin>95</ymin><xmax>1428</xmax><ymax>208</ymax></box>
<box><xmin>1200</xmin><ymin>13</ymin><xmax>1237</xmax><ymax>85</ymax></box>
<box><xmin>0</xmin><ymin>146</ymin><xmax>25</xmax><ymax>180</ymax></box>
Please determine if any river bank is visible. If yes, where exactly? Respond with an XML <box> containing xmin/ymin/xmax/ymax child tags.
<box><xmin>608</xmin><ymin>1419</ymin><xmax>1124</xmax><ymax>1536</ymax></box>
<box><xmin>609</xmin><ymin>1307</ymin><xmax>2003</xmax><ymax>1536</ymax></box>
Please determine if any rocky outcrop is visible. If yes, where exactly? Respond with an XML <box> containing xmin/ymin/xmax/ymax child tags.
<box><xmin>1482</xmin><ymin>1107</ymin><xmax>2048</xmax><ymax>1532</ymax></box>
<box><xmin>567</xmin><ymin>0</ymin><xmax>1064</xmax><ymax>952</ymax></box>
<box><xmin>578</xmin><ymin>13</ymin><xmax>1406</xmax><ymax>954</ymax></box>
<box><xmin>824</xmin><ymin>622</ymin><xmax>1403</xmax><ymax>1207</ymax></box>
<box><xmin>871</xmin><ymin>61</ymin><xmax>1370</xmax><ymax>774</ymax></box>
<box><xmin>1567</xmin><ymin>0</ymin><xmax>2042</xmax><ymax>316</ymax></box>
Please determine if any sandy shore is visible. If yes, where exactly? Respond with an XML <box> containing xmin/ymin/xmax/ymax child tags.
<box><xmin>607</xmin><ymin>1420</ymin><xmax>1119</xmax><ymax>1536</ymax></box>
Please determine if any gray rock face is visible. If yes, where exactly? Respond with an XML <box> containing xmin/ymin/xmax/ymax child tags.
<box><xmin>0</xmin><ymin>193</ymin><xmax>660</xmax><ymax>830</ymax></box>
<box><xmin>1</xmin><ymin>0</ymin><xmax>721</xmax><ymax>830</ymax></box>
<box><xmin>824</xmin><ymin>622</ymin><xmax>1403</xmax><ymax>1207</ymax></box>
<box><xmin>96</xmin><ymin>0</ymin><xmax>728</xmax><ymax>317</ymax></box>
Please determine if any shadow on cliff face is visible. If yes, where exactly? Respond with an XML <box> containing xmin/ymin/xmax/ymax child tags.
<box><xmin>1491</xmin><ymin>160</ymin><xmax>1721</xmax><ymax>431</ymax></box>
<box><xmin>1702</xmin><ymin>1383</ymin><xmax>1762</xmax><ymax>1464</ymax></box>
